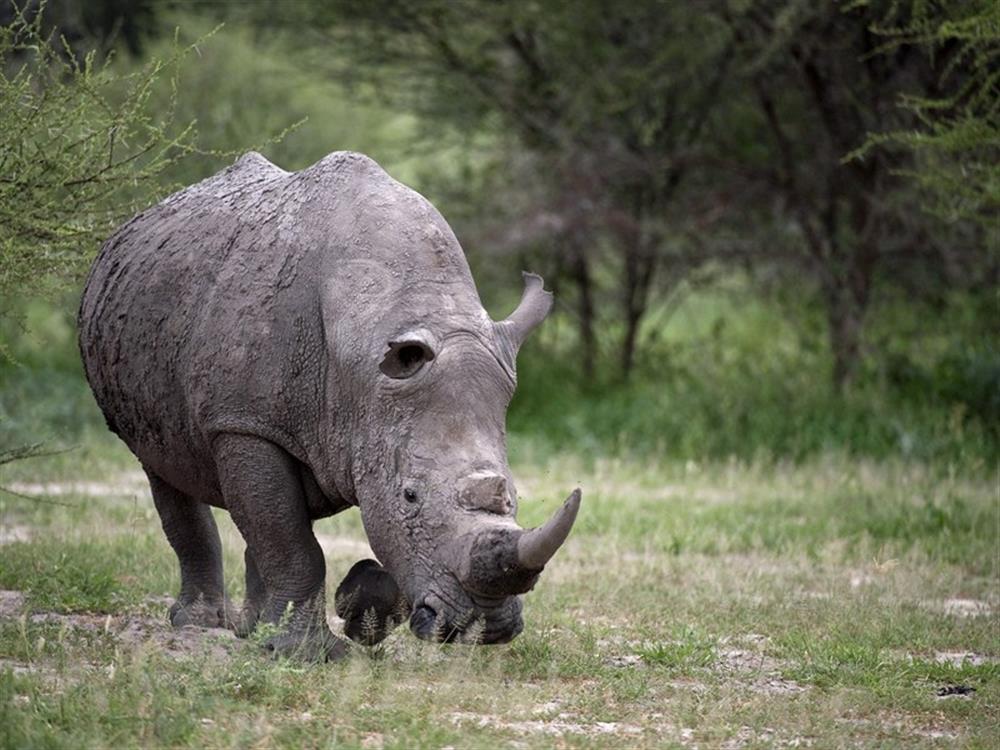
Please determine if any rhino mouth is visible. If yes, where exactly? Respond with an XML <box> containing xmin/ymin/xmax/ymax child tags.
<box><xmin>409</xmin><ymin>589</ymin><xmax>523</xmax><ymax>645</ymax></box>
<box><xmin>405</xmin><ymin>489</ymin><xmax>582</xmax><ymax>645</ymax></box>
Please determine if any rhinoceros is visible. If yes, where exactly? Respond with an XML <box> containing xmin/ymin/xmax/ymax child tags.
<box><xmin>77</xmin><ymin>151</ymin><xmax>581</xmax><ymax>660</ymax></box>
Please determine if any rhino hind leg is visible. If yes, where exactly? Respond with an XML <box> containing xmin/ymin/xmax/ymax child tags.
<box><xmin>147</xmin><ymin>471</ymin><xmax>235</xmax><ymax>628</ymax></box>
<box><xmin>213</xmin><ymin>433</ymin><xmax>348</xmax><ymax>662</ymax></box>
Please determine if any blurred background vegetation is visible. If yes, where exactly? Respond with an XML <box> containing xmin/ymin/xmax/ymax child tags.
<box><xmin>1</xmin><ymin>0</ymin><xmax>997</xmax><ymax>470</ymax></box>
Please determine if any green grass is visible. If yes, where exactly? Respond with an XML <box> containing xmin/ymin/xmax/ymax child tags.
<box><xmin>507</xmin><ymin>281</ymin><xmax>998</xmax><ymax>466</ymax></box>
<box><xmin>1</xmin><ymin>440</ymin><xmax>996</xmax><ymax>748</ymax></box>
<box><xmin>0</xmin><ymin>538</ymin><xmax>160</xmax><ymax>613</ymax></box>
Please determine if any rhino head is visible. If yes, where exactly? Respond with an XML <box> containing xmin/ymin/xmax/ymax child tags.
<box><xmin>311</xmin><ymin>156</ymin><xmax>580</xmax><ymax>645</ymax></box>
<box><xmin>361</xmin><ymin>272</ymin><xmax>579</xmax><ymax>644</ymax></box>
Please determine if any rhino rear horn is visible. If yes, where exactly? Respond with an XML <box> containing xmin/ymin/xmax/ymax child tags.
<box><xmin>496</xmin><ymin>272</ymin><xmax>553</xmax><ymax>353</ymax></box>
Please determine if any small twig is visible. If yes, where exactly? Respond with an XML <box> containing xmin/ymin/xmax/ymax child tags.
<box><xmin>0</xmin><ymin>485</ymin><xmax>74</xmax><ymax>506</ymax></box>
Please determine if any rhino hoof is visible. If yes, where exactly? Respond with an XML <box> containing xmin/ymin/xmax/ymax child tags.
<box><xmin>232</xmin><ymin>606</ymin><xmax>261</xmax><ymax>638</ymax></box>
<box><xmin>168</xmin><ymin>595</ymin><xmax>236</xmax><ymax>629</ymax></box>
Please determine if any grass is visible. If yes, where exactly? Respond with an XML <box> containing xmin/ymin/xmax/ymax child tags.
<box><xmin>1</xmin><ymin>439</ymin><xmax>996</xmax><ymax>748</ymax></box>
<box><xmin>507</xmin><ymin>281</ymin><xmax>998</xmax><ymax>467</ymax></box>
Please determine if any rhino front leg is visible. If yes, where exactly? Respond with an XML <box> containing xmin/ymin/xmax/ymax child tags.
<box><xmin>234</xmin><ymin>548</ymin><xmax>267</xmax><ymax>637</ymax></box>
<box><xmin>214</xmin><ymin>433</ymin><xmax>348</xmax><ymax>662</ymax></box>
<box><xmin>146</xmin><ymin>471</ymin><xmax>235</xmax><ymax>628</ymax></box>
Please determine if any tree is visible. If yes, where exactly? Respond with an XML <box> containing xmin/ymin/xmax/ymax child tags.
<box><xmin>0</xmin><ymin>4</ymin><xmax>198</xmax><ymax>317</ymax></box>
<box><xmin>723</xmin><ymin>0</ymin><xmax>983</xmax><ymax>389</ymax></box>
<box><xmin>246</xmin><ymin>0</ymin><xmax>991</xmax><ymax>388</ymax></box>
<box><xmin>0</xmin><ymin>0</ymin><xmax>161</xmax><ymax>57</ymax></box>
<box><xmin>849</xmin><ymin>0</ymin><xmax>999</xmax><ymax>232</ymax></box>
<box><xmin>286</xmin><ymin>0</ymin><xmax>735</xmax><ymax>378</ymax></box>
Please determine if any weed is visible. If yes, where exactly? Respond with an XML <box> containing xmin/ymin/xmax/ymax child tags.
<box><xmin>636</xmin><ymin>628</ymin><xmax>717</xmax><ymax>670</ymax></box>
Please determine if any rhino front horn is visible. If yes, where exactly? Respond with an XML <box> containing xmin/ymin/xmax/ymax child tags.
<box><xmin>517</xmin><ymin>489</ymin><xmax>582</xmax><ymax>570</ymax></box>
<box><xmin>459</xmin><ymin>489</ymin><xmax>582</xmax><ymax>597</ymax></box>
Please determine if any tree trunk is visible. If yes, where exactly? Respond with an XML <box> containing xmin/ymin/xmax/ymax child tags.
<box><xmin>568</xmin><ymin>242</ymin><xmax>597</xmax><ymax>381</ymax></box>
<box><xmin>621</xmin><ymin>247</ymin><xmax>656</xmax><ymax>378</ymax></box>
<box><xmin>621</xmin><ymin>305</ymin><xmax>643</xmax><ymax>377</ymax></box>
<box><xmin>823</xmin><ymin>242</ymin><xmax>876</xmax><ymax>392</ymax></box>
<box><xmin>827</xmin><ymin>183</ymin><xmax>879</xmax><ymax>391</ymax></box>
<box><xmin>619</xmin><ymin>190</ymin><xmax>658</xmax><ymax>379</ymax></box>
<box><xmin>825</xmin><ymin>287</ymin><xmax>866</xmax><ymax>391</ymax></box>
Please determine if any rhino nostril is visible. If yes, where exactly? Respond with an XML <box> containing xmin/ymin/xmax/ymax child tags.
<box><xmin>410</xmin><ymin>604</ymin><xmax>437</xmax><ymax>637</ymax></box>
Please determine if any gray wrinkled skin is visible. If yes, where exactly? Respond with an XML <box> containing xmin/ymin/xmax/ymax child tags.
<box><xmin>78</xmin><ymin>151</ymin><xmax>580</xmax><ymax>660</ymax></box>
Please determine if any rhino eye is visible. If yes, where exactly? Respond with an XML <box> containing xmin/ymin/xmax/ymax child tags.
<box><xmin>403</xmin><ymin>488</ymin><xmax>419</xmax><ymax>503</ymax></box>
<box><xmin>397</xmin><ymin>345</ymin><xmax>425</xmax><ymax>370</ymax></box>
<box><xmin>380</xmin><ymin>337</ymin><xmax>435</xmax><ymax>379</ymax></box>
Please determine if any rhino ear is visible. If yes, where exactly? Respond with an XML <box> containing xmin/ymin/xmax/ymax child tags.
<box><xmin>379</xmin><ymin>330</ymin><xmax>436</xmax><ymax>379</ymax></box>
<box><xmin>496</xmin><ymin>272</ymin><xmax>553</xmax><ymax>355</ymax></box>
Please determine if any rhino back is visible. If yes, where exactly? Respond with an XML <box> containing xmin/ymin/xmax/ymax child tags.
<box><xmin>79</xmin><ymin>152</ymin><xmax>329</xmax><ymax>497</ymax></box>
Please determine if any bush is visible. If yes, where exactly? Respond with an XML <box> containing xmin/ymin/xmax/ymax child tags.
<box><xmin>0</xmin><ymin>6</ymin><xmax>200</xmax><ymax>309</ymax></box>
<box><xmin>509</xmin><ymin>281</ymin><xmax>997</xmax><ymax>466</ymax></box>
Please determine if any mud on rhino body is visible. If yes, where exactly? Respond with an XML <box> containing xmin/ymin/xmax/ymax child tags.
<box><xmin>77</xmin><ymin>151</ymin><xmax>581</xmax><ymax>660</ymax></box>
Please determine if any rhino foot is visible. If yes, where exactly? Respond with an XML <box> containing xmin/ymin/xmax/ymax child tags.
<box><xmin>263</xmin><ymin>628</ymin><xmax>349</xmax><ymax>662</ymax></box>
<box><xmin>168</xmin><ymin>593</ymin><xmax>236</xmax><ymax>629</ymax></box>
<box><xmin>232</xmin><ymin>604</ymin><xmax>261</xmax><ymax>638</ymax></box>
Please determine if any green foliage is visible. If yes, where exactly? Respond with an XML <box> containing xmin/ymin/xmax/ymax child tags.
<box><xmin>0</xmin><ymin>299</ymin><xmax>111</xmax><ymax>460</ymax></box>
<box><xmin>0</xmin><ymin>4</ymin><xmax>200</xmax><ymax>309</ymax></box>
<box><xmin>137</xmin><ymin>14</ymin><xmax>420</xmax><ymax>188</ymax></box>
<box><xmin>509</xmin><ymin>281</ymin><xmax>997</xmax><ymax>465</ymax></box>
<box><xmin>849</xmin><ymin>0</ymin><xmax>1000</xmax><ymax>228</ymax></box>
<box><xmin>886</xmin><ymin>345</ymin><xmax>1000</xmax><ymax>434</ymax></box>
